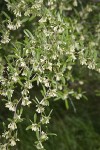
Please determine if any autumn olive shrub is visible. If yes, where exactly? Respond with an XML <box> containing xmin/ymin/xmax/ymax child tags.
<box><xmin>0</xmin><ymin>0</ymin><xmax>100</xmax><ymax>149</ymax></box>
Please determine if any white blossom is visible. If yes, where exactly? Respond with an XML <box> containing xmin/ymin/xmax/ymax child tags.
<box><xmin>43</xmin><ymin>78</ymin><xmax>50</xmax><ymax>87</ymax></box>
<box><xmin>21</xmin><ymin>89</ymin><xmax>29</xmax><ymax>96</ymax></box>
<box><xmin>63</xmin><ymin>93</ymin><xmax>68</xmax><ymax>100</ymax></box>
<box><xmin>12</xmin><ymin>72</ymin><xmax>19</xmax><ymax>82</ymax></box>
<box><xmin>20</xmin><ymin>61</ymin><xmax>26</xmax><ymax>67</ymax></box>
<box><xmin>36</xmin><ymin>141</ymin><xmax>44</xmax><ymax>150</ymax></box>
<box><xmin>0</xmin><ymin>144</ymin><xmax>7</xmax><ymax>150</ymax></box>
<box><xmin>25</xmin><ymin>81</ymin><xmax>33</xmax><ymax>89</ymax></box>
<box><xmin>56</xmin><ymin>75</ymin><xmax>60</xmax><ymax>81</ymax></box>
<box><xmin>73</xmin><ymin>0</ymin><xmax>78</xmax><ymax>7</ymax></box>
<box><xmin>8</xmin><ymin>122</ymin><xmax>17</xmax><ymax>130</ymax></box>
<box><xmin>47</xmin><ymin>62</ymin><xmax>52</xmax><ymax>71</ymax></box>
<box><xmin>1</xmin><ymin>32</ymin><xmax>10</xmax><ymax>43</ymax></box>
<box><xmin>7</xmin><ymin>22</ymin><xmax>15</xmax><ymax>30</ymax></box>
<box><xmin>22</xmin><ymin>97</ymin><xmax>31</xmax><ymax>106</ymax></box>
<box><xmin>71</xmin><ymin>54</ymin><xmax>76</xmax><ymax>60</ymax></box>
<box><xmin>40</xmin><ymin>99</ymin><xmax>49</xmax><ymax>106</ymax></box>
<box><xmin>97</xmin><ymin>68</ymin><xmax>100</xmax><ymax>73</ymax></box>
<box><xmin>39</xmin><ymin>17</ymin><xmax>47</xmax><ymax>23</ymax></box>
<box><xmin>2</xmin><ymin>131</ymin><xmax>9</xmax><ymax>139</ymax></box>
<box><xmin>16</xmin><ymin>20</ymin><xmax>22</xmax><ymax>29</ymax></box>
<box><xmin>5</xmin><ymin>102</ymin><xmax>15</xmax><ymax>112</ymax></box>
<box><xmin>48</xmin><ymin>89</ymin><xmax>57</xmax><ymax>97</ymax></box>
<box><xmin>87</xmin><ymin>61</ymin><xmax>96</xmax><ymax>69</ymax></box>
<box><xmin>41</xmin><ymin>116</ymin><xmax>50</xmax><ymax>124</ymax></box>
<box><xmin>24</xmin><ymin>9</ymin><xmax>31</xmax><ymax>16</ymax></box>
<box><xmin>79</xmin><ymin>81</ymin><xmax>84</xmax><ymax>85</ymax></box>
<box><xmin>40</xmin><ymin>131</ymin><xmax>48</xmax><ymax>141</ymax></box>
<box><xmin>12</xmin><ymin>76</ymin><xmax>18</xmax><ymax>82</ymax></box>
<box><xmin>76</xmin><ymin>93</ymin><xmax>82</xmax><ymax>99</ymax></box>
<box><xmin>14</xmin><ymin>10</ymin><xmax>21</xmax><ymax>17</ymax></box>
<box><xmin>31</xmin><ymin>123</ymin><xmax>39</xmax><ymax>131</ymax></box>
<box><xmin>38</xmin><ymin>76</ymin><xmax>42</xmax><ymax>83</ymax></box>
<box><xmin>67</xmin><ymin>66</ymin><xmax>72</xmax><ymax>70</ymax></box>
<box><xmin>10</xmin><ymin>139</ymin><xmax>16</xmax><ymax>146</ymax></box>
<box><xmin>36</xmin><ymin>105</ymin><xmax>44</xmax><ymax>113</ymax></box>
<box><xmin>81</xmin><ymin>58</ymin><xmax>87</xmax><ymax>65</ymax></box>
<box><xmin>14</xmin><ymin>114</ymin><xmax>21</xmax><ymax>120</ymax></box>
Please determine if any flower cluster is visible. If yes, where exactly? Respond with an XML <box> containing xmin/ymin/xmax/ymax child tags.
<box><xmin>0</xmin><ymin>0</ymin><xmax>100</xmax><ymax>149</ymax></box>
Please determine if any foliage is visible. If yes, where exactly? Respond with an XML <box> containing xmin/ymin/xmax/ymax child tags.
<box><xmin>0</xmin><ymin>0</ymin><xmax>100</xmax><ymax>149</ymax></box>
<box><xmin>16</xmin><ymin>100</ymin><xmax>100</xmax><ymax>150</ymax></box>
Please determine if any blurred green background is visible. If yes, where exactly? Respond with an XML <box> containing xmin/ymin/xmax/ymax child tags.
<box><xmin>17</xmin><ymin>90</ymin><xmax>100</xmax><ymax>150</ymax></box>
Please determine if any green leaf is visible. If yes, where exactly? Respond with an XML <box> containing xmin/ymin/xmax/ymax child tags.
<box><xmin>18</xmin><ymin>80</ymin><xmax>23</xmax><ymax>86</ymax></box>
<box><xmin>34</xmin><ymin>113</ymin><xmax>37</xmax><ymax>123</ymax></box>
<box><xmin>65</xmin><ymin>100</ymin><xmax>69</xmax><ymax>109</ymax></box>
<box><xmin>62</xmin><ymin>63</ymin><xmax>66</xmax><ymax>72</ymax></box>
<box><xmin>20</xmin><ymin>108</ymin><xmax>23</xmax><ymax>115</ymax></box>
<box><xmin>29</xmin><ymin>15</ymin><xmax>35</xmax><ymax>21</ymax></box>
<box><xmin>24</xmin><ymin>29</ymin><xmax>34</xmax><ymax>39</ymax></box>
<box><xmin>47</xmin><ymin>133</ymin><xmax>57</xmax><ymax>136</ymax></box>
<box><xmin>54</xmin><ymin>97</ymin><xmax>60</xmax><ymax>101</ymax></box>
<box><xmin>26</xmin><ymin>125</ymin><xmax>32</xmax><ymax>130</ymax></box>
<box><xmin>83</xmin><ymin>95</ymin><xmax>88</xmax><ymax>100</ymax></box>
<box><xmin>21</xmin><ymin>17</ymin><xmax>29</xmax><ymax>23</ymax></box>
<box><xmin>36</xmin><ymin>130</ymin><xmax>39</xmax><ymax>140</ymax></box>
<box><xmin>41</xmin><ymin>85</ymin><xmax>46</xmax><ymax>96</ymax></box>
<box><xmin>61</xmin><ymin>76</ymin><xmax>66</xmax><ymax>85</ymax></box>
<box><xmin>5</xmin><ymin>56</ymin><xmax>14</xmax><ymax>71</ymax></box>
<box><xmin>2</xmin><ymin>11</ymin><xmax>10</xmax><ymax>19</ymax></box>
